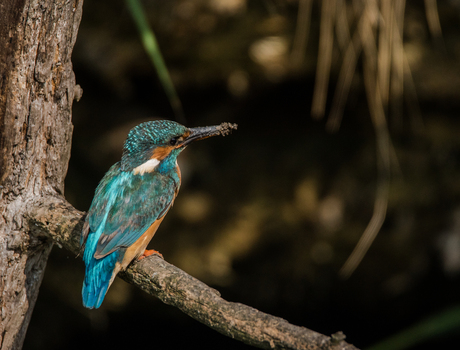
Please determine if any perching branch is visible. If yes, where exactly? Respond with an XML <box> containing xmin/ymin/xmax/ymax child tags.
<box><xmin>27</xmin><ymin>196</ymin><xmax>359</xmax><ymax>350</ymax></box>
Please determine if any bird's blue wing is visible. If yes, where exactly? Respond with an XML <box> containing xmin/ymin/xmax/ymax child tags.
<box><xmin>82</xmin><ymin>162</ymin><xmax>178</xmax><ymax>259</ymax></box>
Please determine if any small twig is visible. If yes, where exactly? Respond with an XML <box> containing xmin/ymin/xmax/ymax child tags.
<box><xmin>27</xmin><ymin>196</ymin><xmax>359</xmax><ymax>350</ymax></box>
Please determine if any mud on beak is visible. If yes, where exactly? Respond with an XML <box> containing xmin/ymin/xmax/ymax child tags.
<box><xmin>181</xmin><ymin>122</ymin><xmax>237</xmax><ymax>147</ymax></box>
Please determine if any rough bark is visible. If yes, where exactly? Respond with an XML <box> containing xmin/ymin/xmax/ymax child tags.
<box><xmin>28</xmin><ymin>197</ymin><xmax>359</xmax><ymax>350</ymax></box>
<box><xmin>0</xmin><ymin>0</ymin><xmax>83</xmax><ymax>349</ymax></box>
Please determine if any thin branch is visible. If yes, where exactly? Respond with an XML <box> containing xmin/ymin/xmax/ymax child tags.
<box><xmin>27</xmin><ymin>196</ymin><xmax>359</xmax><ymax>350</ymax></box>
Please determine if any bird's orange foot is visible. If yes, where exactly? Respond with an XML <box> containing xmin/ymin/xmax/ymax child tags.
<box><xmin>138</xmin><ymin>249</ymin><xmax>163</xmax><ymax>261</ymax></box>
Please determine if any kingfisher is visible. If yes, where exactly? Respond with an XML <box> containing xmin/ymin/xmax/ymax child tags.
<box><xmin>80</xmin><ymin>119</ymin><xmax>237</xmax><ymax>309</ymax></box>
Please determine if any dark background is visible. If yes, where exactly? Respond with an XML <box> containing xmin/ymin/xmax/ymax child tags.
<box><xmin>24</xmin><ymin>1</ymin><xmax>460</xmax><ymax>349</ymax></box>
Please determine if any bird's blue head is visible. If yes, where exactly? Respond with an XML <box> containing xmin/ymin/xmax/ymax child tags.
<box><xmin>121</xmin><ymin>120</ymin><xmax>237</xmax><ymax>174</ymax></box>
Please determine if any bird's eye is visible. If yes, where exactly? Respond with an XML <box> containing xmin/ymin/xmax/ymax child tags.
<box><xmin>169</xmin><ymin>137</ymin><xmax>178</xmax><ymax>146</ymax></box>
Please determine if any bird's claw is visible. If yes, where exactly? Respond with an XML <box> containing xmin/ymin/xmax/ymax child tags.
<box><xmin>138</xmin><ymin>249</ymin><xmax>164</xmax><ymax>261</ymax></box>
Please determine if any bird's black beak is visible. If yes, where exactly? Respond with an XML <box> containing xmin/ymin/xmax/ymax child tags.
<box><xmin>181</xmin><ymin>122</ymin><xmax>237</xmax><ymax>147</ymax></box>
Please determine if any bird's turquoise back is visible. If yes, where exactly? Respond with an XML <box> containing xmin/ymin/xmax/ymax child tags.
<box><xmin>81</xmin><ymin>161</ymin><xmax>179</xmax><ymax>308</ymax></box>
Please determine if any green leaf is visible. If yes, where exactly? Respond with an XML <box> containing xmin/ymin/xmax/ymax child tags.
<box><xmin>366</xmin><ymin>305</ymin><xmax>460</xmax><ymax>350</ymax></box>
<box><xmin>125</xmin><ymin>0</ymin><xmax>184</xmax><ymax>121</ymax></box>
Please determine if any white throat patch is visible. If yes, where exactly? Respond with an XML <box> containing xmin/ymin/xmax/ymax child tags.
<box><xmin>133</xmin><ymin>158</ymin><xmax>160</xmax><ymax>175</ymax></box>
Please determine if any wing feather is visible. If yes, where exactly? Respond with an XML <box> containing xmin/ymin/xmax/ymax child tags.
<box><xmin>82</xmin><ymin>162</ymin><xmax>178</xmax><ymax>259</ymax></box>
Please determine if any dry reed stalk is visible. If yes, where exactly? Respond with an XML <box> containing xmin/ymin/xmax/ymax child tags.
<box><xmin>291</xmin><ymin>0</ymin><xmax>314</xmax><ymax>69</ymax></box>
<box><xmin>424</xmin><ymin>0</ymin><xmax>444</xmax><ymax>47</ymax></box>
<box><xmin>312</xmin><ymin>0</ymin><xmax>336</xmax><ymax>119</ymax></box>
<box><xmin>340</xmin><ymin>0</ymin><xmax>392</xmax><ymax>278</ymax></box>
<box><xmin>390</xmin><ymin>0</ymin><xmax>406</xmax><ymax>127</ymax></box>
<box><xmin>291</xmin><ymin>0</ymin><xmax>439</xmax><ymax>277</ymax></box>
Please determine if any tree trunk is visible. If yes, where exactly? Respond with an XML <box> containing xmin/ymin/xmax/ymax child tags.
<box><xmin>0</xmin><ymin>0</ymin><xmax>83</xmax><ymax>348</ymax></box>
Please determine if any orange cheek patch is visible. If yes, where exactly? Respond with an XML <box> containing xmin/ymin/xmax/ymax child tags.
<box><xmin>151</xmin><ymin>146</ymin><xmax>174</xmax><ymax>160</ymax></box>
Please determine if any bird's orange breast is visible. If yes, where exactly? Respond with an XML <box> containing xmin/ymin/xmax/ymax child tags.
<box><xmin>118</xmin><ymin>216</ymin><xmax>166</xmax><ymax>271</ymax></box>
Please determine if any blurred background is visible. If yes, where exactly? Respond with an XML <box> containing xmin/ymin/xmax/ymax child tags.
<box><xmin>24</xmin><ymin>0</ymin><xmax>460</xmax><ymax>349</ymax></box>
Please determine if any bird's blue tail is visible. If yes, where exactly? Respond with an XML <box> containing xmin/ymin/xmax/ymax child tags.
<box><xmin>82</xmin><ymin>232</ymin><xmax>120</xmax><ymax>309</ymax></box>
